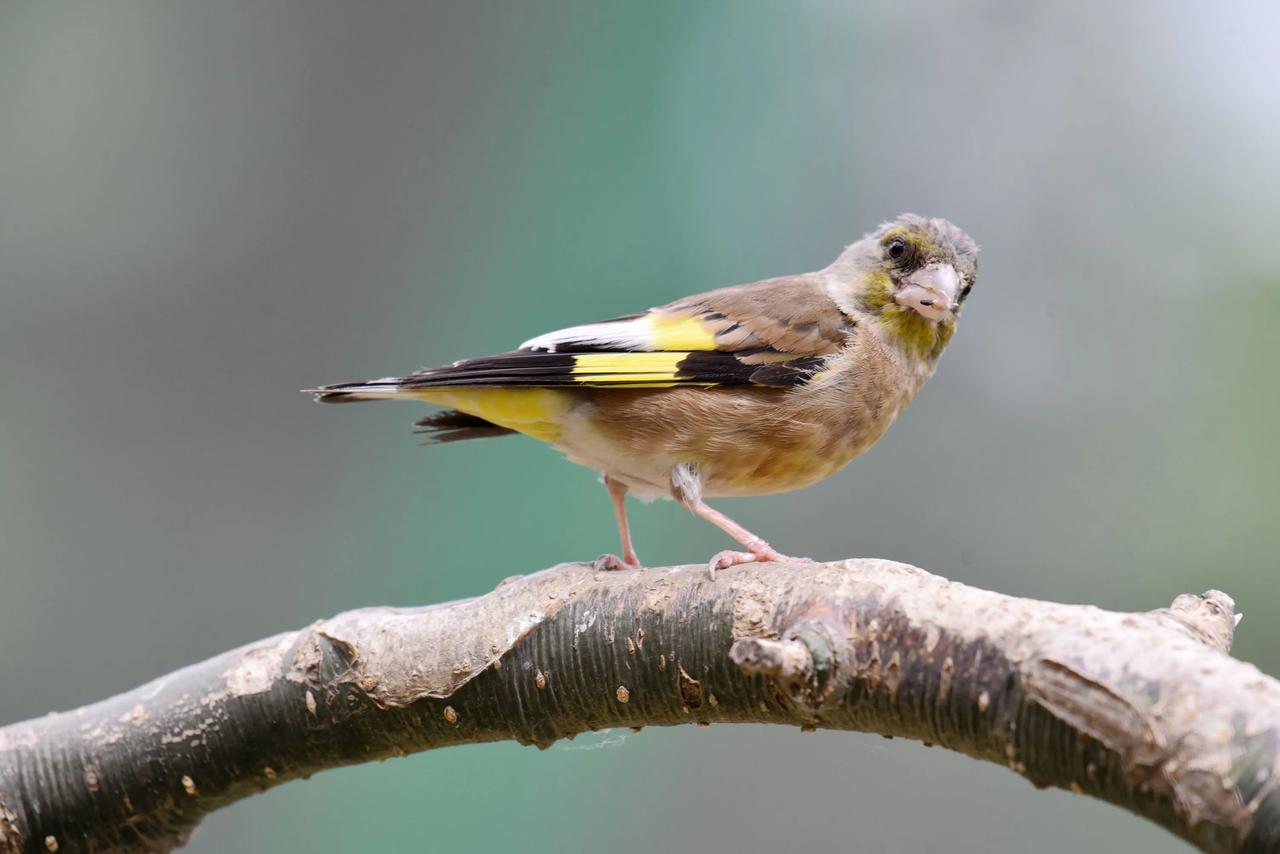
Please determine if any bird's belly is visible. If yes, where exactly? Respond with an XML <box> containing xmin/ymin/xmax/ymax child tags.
<box><xmin>552</xmin><ymin>413</ymin><xmax>678</xmax><ymax>499</ymax></box>
<box><xmin>695</xmin><ymin>428</ymin><xmax>872</xmax><ymax>497</ymax></box>
<box><xmin>553</xmin><ymin>388</ymin><xmax>889</xmax><ymax>500</ymax></box>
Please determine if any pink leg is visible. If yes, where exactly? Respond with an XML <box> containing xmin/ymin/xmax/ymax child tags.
<box><xmin>594</xmin><ymin>476</ymin><xmax>642</xmax><ymax>571</ymax></box>
<box><xmin>685</xmin><ymin>498</ymin><xmax>803</xmax><ymax>575</ymax></box>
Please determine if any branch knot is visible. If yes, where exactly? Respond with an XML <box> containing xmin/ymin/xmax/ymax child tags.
<box><xmin>731</xmin><ymin>620</ymin><xmax>839</xmax><ymax>710</ymax></box>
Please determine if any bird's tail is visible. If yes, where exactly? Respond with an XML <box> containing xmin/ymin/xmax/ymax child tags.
<box><xmin>303</xmin><ymin>378</ymin><xmax>520</xmax><ymax>443</ymax></box>
<box><xmin>304</xmin><ymin>377</ymin><xmax>413</xmax><ymax>403</ymax></box>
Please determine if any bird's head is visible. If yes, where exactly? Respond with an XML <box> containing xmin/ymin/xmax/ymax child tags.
<box><xmin>828</xmin><ymin>214</ymin><xmax>978</xmax><ymax>361</ymax></box>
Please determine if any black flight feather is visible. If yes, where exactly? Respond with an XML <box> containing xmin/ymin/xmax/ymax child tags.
<box><xmin>391</xmin><ymin>350</ymin><xmax>826</xmax><ymax>389</ymax></box>
<box><xmin>413</xmin><ymin>410</ymin><xmax>516</xmax><ymax>444</ymax></box>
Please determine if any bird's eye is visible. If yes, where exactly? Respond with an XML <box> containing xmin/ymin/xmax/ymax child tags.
<box><xmin>887</xmin><ymin>239</ymin><xmax>907</xmax><ymax>261</ymax></box>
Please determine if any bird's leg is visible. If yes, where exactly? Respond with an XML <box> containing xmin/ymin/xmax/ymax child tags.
<box><xmin>594</xmin><ymin>475</ymin><xmax>642</xmax><ymax>571</ymax></box>
<box><xmin>687</xmin><ymin>502</ymin><xmax>794</xmax><ymax>576</ymax></box>
<box><xmin>670</xmin><ymin>463</ymin><xmax>808</xmax><ymax>578</ymax></box>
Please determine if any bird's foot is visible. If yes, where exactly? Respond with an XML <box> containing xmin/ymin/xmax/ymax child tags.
<box><xmin>594</xmin><ymin>553</ymin><xmax>641</xmax><ymax>572</ymax></box>
<box><xmin>706</xmin><ymin>544</ymin><xmax>811</xmax><ymax>579</ymax></box>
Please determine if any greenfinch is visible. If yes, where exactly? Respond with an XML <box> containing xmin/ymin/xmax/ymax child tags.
<box><xmin>309</xmin><ymin>214</ymin><xmax>978</xmax><ymax>573</ymax></box>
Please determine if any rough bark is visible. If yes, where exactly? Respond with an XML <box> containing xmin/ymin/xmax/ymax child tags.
<box><xmin>1</xmin><ymin>559</ymin><xmax>1277</xmax><ymax>853</ymax></box>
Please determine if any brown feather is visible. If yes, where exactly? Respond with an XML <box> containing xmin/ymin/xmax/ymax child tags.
<box><xmin>659</xmin><ymin>273</ymin><xmax>854</xmax><ymax>360</ymax></box>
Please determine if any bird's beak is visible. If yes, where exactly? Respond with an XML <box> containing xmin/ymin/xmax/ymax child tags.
<box><xmin>894</xmin><ymin>262</ymin><xmax>959</xmax><ymax>322</ymax></box>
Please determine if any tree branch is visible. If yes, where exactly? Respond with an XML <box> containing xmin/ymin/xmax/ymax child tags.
<box><xmin>1</xmin><ymin>559</ymin><xmax>1277</xmax><ymax>853</ymax></box>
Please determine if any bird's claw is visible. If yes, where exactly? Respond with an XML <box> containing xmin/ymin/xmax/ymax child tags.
<box><xmin>706</xmin><ymin>546</ymin><xmax>811</xmax><ymax>579</ymax></box>
<box><xmin>707</xmin><ymin>550</ymin><xmax>757</xmax><ymax>579</ymax></box>
<box><xmin>594</xmin><ymin>553</ymin><xmax>640</xmax><ymax>572</ymax></box>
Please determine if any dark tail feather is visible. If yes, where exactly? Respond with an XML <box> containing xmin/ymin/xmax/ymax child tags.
<box><xmin>413</xmin><ymin>410</ymin><xmax>516</xmax><ymax>444</ymax></box>
<box><xmin>303</xmin><ymin>379</ymin><xmax>407</xmax><ymax>403</ymax></box>
<box><xmin>304</xmin><ymin>380</ymin><xmax>514</xmax><ymax>442</ymax></box>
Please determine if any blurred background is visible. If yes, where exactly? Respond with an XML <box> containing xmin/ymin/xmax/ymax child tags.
<box><xmin>2</xmin><ymin>1</ymin><xmax>1278</xmax><ymax>850</ymax></box>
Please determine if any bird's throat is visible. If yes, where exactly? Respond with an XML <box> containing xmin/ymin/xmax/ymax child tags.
<box><xmin>878</xmin><ymin>305</ymin><xmax>955</xmax><ymax>363</ymax></box>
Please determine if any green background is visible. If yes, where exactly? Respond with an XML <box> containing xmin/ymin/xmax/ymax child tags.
<box><xmin>2</xmin><ymin>2</ymin><xmax>1278</xmax><ymax>851</ymax></box>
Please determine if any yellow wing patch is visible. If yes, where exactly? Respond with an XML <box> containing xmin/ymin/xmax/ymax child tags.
<box><xmin>642</xmin><ymin>313</ymin><xmax>718</xmax><ymax>351</ymax></box>
<box><xmin>570</xmin><ymin>351</ymin><xmax>687</xmax><ymax>385</ymax></box>
<box><xmin>414</xmin><ymin>388</ymin><xmax>571</xmax><ymax>443</ymax></box>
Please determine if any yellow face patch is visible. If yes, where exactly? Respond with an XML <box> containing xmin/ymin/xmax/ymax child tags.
<box><xmin>415</xmin><ymin>388</ymin><xmax>572</xmax><ymax>443</ymax></box>
<box><xmin>857</xmin><ymin>269</ymin><xmax>895</xmax><ymax>312</ymax></box>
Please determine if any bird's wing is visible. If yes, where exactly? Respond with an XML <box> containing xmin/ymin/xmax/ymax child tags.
<box><xmin>402</xmin><ymin>274</ymin><xmax>853</xmax><ymax>390</ymax></box>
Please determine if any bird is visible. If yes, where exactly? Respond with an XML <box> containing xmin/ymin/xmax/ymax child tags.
<box><xmin>307</xmin><ymin>214</ymin><xmax>978</xmax><ymax>575</ymax></box>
